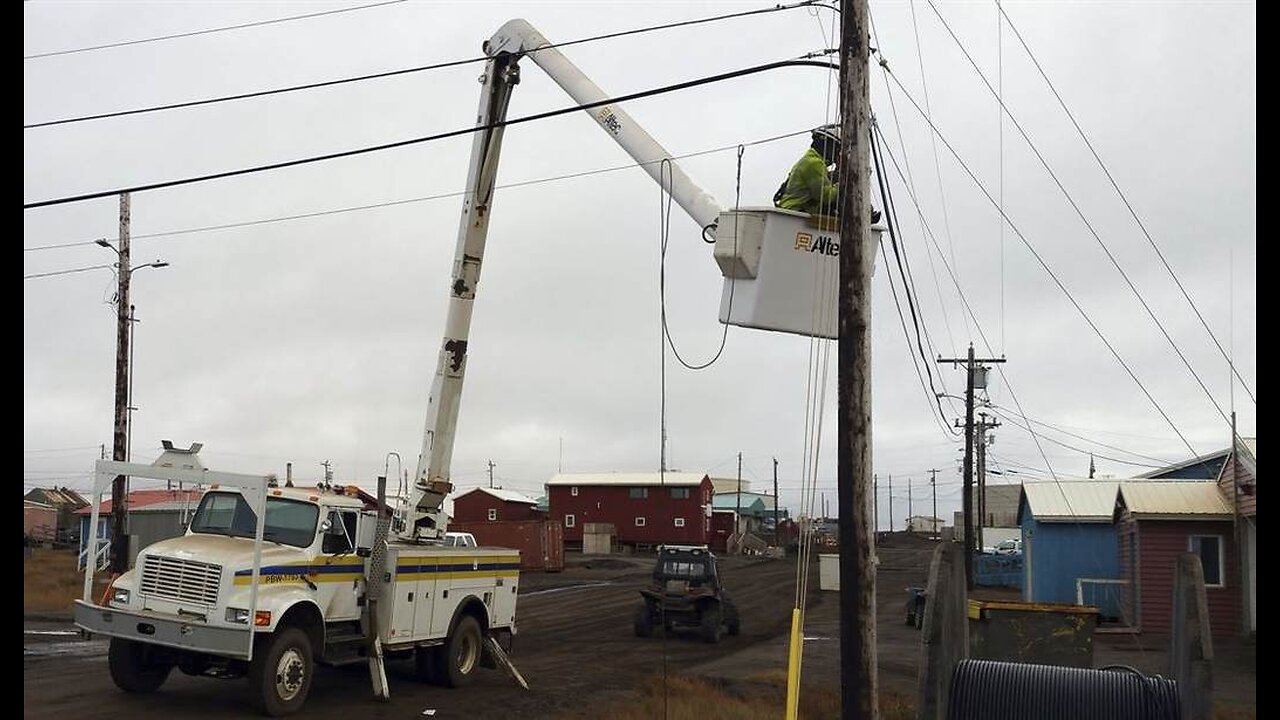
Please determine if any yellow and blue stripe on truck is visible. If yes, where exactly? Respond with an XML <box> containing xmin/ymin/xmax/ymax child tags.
<box><xmin>232</xmin><ymin>555</ymin><xmax>520</xmax><ymax>585</ymax></box>
<box><xmin>394</xmin><ymin>555</ymin><xmax>520</xmax><ymax>581</ymax></box>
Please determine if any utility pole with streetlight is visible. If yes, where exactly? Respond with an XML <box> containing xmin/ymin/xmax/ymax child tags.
<box><xmin>98</xmin><ymin>192</ymin><xmax>168</xmax><ymax>574</ymax></box>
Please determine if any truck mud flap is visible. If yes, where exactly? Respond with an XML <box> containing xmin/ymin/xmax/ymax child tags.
<box><xmin>484</xmin><ymin>637</ymin><xmax>528</xmax><ymax>690</ymax></box>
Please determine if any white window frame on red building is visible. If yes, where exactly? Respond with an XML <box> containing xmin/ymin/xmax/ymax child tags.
<box><xmin>674</xmin><ymin>517</ymin><xmax>685</xmax><ymax>528</ymax></box>
<box><xmin>565</xmin><ymin>514</ymin><xmax>576</xmax><ymax>528</ymax></box>
<box><xmin>487</xmin><ymin>508</ymin><xmax>498</xmax><ymax>521</ymax></box>
<box><xmin>635</xmin><ymin>516</ymin><xmax>646</xmax><ymax>527</ymax></box>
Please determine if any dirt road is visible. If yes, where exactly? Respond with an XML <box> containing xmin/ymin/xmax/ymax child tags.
<box><xmin>25</xmin><ymin>553</ymin><xmax>830</xmax><ymax>719</ymax></box>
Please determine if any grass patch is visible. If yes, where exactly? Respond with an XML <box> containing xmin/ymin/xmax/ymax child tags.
<box><xmin>24</xmin><ymin>548</ymin><xmax>92</xmax><ymax>614</ymax></box>
<box><xmin>565</xmin><ymin>672</ymin><xmax>914</xmax><ymax>719</ymax></box>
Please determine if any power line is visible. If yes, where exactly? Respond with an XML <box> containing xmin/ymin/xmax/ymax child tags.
<box><xmin>872</xmin><ymin>118</ymin><xmax>1062</xmax><ymax>483</ymax></box>
<box><xmin>24</xmin><ymin>1</ymin><xmax>825</xmax><ymax>129</ymax></box>
<box><xmin>868</xmin><ymin>10</ymin><xmax>962</xmax><ymax>404</ymax></box>
<box><xmin>989</xmin><ymin>410</ymin><xmax>1165</xmax><ymax>470</ymax></box>
<box><xmin>23</xmin><ymin>263</ymin><xmax>112</xmax><ymax>280</ymax></box>
<box><xmin>870</xmin><ymin>121</ymin><xmax>958</xmax><ymax>438</ymax></box>
<box><xmin>926</xmin><ymin>0</ymin><xmax>1233</xmax><ymax>431</ymax></box>
<box><xmin>907</xmin><ymin>0</ymin><xmax>969</xmax><ymax>342</ymax></box>
<box><xmin>878</xmin><ymin>64</ymin><xmax>1201</xmax><ymax>462</ymax></box>
<box><xmin>23</xmin><ymin>129</ymin><xmax>810</xmax><ymax>261</ymax></box>
<box><xmin>997</xmin><ymin>2</ymin><xmax>1255</xmax><ymax>407</ymax></box>
<box><xmin>24</xmin><ymin>0</ymin><xmax>408</xmax><ymax>61</ymax></box>
<box><xmin>984</xmin><ymin>402</ymin><xmax>1174</xmax><ymax>466</ymax></box>
<box><xmin>24</xmin><ymin>58</ymin><xmax>838</xmax><ymax>210</ymax></box>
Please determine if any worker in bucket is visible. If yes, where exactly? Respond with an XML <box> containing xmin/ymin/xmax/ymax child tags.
<box><xmin>774</xmin><ymin>124</ymin><xmax>881</xmax><ymax>223</ymax></box>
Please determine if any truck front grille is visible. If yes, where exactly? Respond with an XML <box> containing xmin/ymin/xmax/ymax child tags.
<box><xmin>138</xmin><ymin>555</ymin><xmax>222</xmax><ymax>607</ymax></box>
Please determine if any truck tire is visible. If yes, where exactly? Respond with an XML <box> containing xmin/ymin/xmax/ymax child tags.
<box><xmin>700</xmin><ymin>605</ymin><xmax>722</xmax><ymax>644</ymax></box>
<box><xmin>249</xmin><ymin>628</ymin><xmax>313</xmax><ymax>717</ymax></box>
<box><xmin>414</xmin><ymin>645</ymin><xmax>443</xmax><ymax>685</ymax></box>
<box><xmin>108</xmin><ymin>637</ymin><xmax>172</xmax><ymax>693</ymax></box>
<box><xmin>440</xmin><ymin>615</ymin><xmax>482</xmax><ymax>688</ymax></box>
<box><xmin>633</xmin><ymin>603</ymin><xmax>653</xmax><ymax>638</ymax></box>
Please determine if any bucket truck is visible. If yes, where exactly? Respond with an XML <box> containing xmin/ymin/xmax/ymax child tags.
<box><xmin>72</xmin><ymin>18</ymin><xmax>877</xmax><ymax>717</ymax></box>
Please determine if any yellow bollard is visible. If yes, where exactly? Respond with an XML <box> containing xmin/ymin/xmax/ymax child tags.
<box><xmin>784</xmin><ymin>607</ymin><xmax>804</xmax><ymax>719</ymax></box>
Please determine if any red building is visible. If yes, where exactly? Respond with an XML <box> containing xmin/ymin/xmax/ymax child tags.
<box><xmin>1216</xmin><ymin>437</ymin><xmax>1256</xmax><ymax>634</ymax></box>
<box><xmin>452</xmin><ymin>487</ymin><xmax>544</xmax><ymax>524</ymax></box>
<box><xmin>1115</xmin><ymin>481</ymin><xmax>1240</xmax><ymax>637</ymax></box>
<box><xmin>547</xmin><ymin>473</ymin><xmax>713</xmax><ymax>548</ymax></box>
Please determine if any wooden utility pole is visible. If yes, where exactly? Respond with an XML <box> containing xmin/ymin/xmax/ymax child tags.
<box><xmin>908</xmin><ymin>478</ymin><xmax>913</xmax><ymax>529</ymax></box>
<box><xmin>837</xmin><ymin>0</ymin><xmax>877</xmax><ymax>715</ymax></box>
<box><xmin>930</xmin><ymin>469</ymin><xmax>938</xmax><ymax>539</ymax></box>
<box><xmin>873</xmin><ymin>473</ymin><xmax>878</xmax><ymax>533</ymax></box>
<box><xmin>736</xmin><ymin>451</ymin><xmax>743</xmax><ymax>553</ymax></box>
<box><xmin>887</xmin><ymin>473</ymin><xmax>893</xmax><ymax>532</ymax></box>
<box><xmin>975</xmin><ymin>413</ymin><xmax>999</xmax><ymax>550</ymax></box>
<box><xmin>109</xmin><ymin>192</ymin><xmax>131</xmax><ymax>574</ymax></box>
<box><xmin>773</xmin><ymin>457</ymin><xmax>780</xmax><ymax>547</ymax></box>
<box><xmin>937</xmin><ymin>345</ymin><xmax>1005</xmax><ymax>589</ymax></box>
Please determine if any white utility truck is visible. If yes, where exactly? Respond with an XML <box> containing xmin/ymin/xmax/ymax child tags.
<box><xmin>74</xmin><ymin>17</ymin><xmax>878</xmax><ymax>717</ymax></box>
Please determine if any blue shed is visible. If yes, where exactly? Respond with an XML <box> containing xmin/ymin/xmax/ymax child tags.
<box><xmin>1018</xmin><ymin>481</ymin><xmax>1123</xmax><ymax>618</ymax></box>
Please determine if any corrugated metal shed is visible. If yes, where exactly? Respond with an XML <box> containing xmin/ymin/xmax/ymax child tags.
<box><xmin>1118</xmin><ymin>481</ymin><xmax>1231</xmax><ymax>519</ymax></box>
<box><xmin>546</xmin><ymin>472</ymin><xmax>707</xmax><ymax>487</ymax></box>
<box><xmin>1020</xmin><ymin>481</ymin><xmax>1119</xmax><ymax>523</ymax></box>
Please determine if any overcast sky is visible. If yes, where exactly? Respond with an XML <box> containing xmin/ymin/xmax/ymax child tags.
<box><xmin>24</xmin><ymin>1</ymin><xmax>1256</xmax><ymax>528</ymax></box>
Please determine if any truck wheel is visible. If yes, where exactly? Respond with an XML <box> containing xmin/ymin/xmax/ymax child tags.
<box><xmin>700</xmin><ymin>605</ymin><xmax>722</xmax><ymax>644</ymax></box>
<box><xmin>440</xmin><ymin>616</ymin><xmax>482</xmax><ymax>688</ymax></box>
<box><xmin>249</xmin><ymin>628</ymin><xmax>313</xmax><ymax>717</ymax></box>
<box><xmin>633</xmin><ymin>603</ymin><xmax>653</xmax><ymax>638</ymax></box>
<box><xmin>725</xmin><ymin>602</ymin><xmax>741</xmax><ymax>637</ymax></box>
<box><xmin>108</xmin><ymin>638</ymin><xmax>172</xmax><ymax>693</ymax></box>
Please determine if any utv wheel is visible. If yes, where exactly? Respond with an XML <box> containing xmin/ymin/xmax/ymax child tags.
<box><xmin>108</xmin><ymin>638</ymin><xmax>172</xmax><ymax>693</ymax></box>
<box><xmin>725</xmin><ymin>603</ymin><xmax>741</xmax><ymax>636</ymax></box>
<box><xmin>634</xmin><ymin>603</ymin><xmax>656</xmax><ymax>638</ymax></box>
<box><xmin>700</xmin><ymin>605</ymin><xmax>722</xmax><ymax>644</ymax></box>
<box><xmin>441</xmin><ymin>615</ymin><xmax>483</xmax><ymax>688</ymax></box>
<box><xmin>249</xmin><ymin>627</ymin><xmax>313</xmax><ymax>717</ymax></box>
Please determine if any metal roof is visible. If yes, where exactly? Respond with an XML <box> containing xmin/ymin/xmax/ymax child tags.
<box><xmin>1118</xmin><ymin>481</ymin><xmax>1232</xmax><ymax>519</ymax></box>
<box><xmin>547</xmin><ymin>472</ymin><xmax>707</xmax><ymax>487</ymax></box>
<box><xmin>1020</xmin><ymin>481</ymin><xmax>1119</xmax><ymax>523</ymax></box>
<box><xmin>25</xmin><ymin>487</ymin><xmax>89</xmax><ymax>509</ymax></box>
<box><xmin>1136</xmin><ymin>447</ymin><xmax>1230</xmax><ymax>479</ymax></box>
<box><xmin>459</xmin><ymin>487</ymin><xmax>539</xmax><ymax>505</ymax></box>
<box><xmin>711</xmin><ymin>494</ymin><xmax>766</xmax><ymax>511</ymax></box>
<box><xmin>712</xmin><ymin>491</ymin><xmax>777</xmax><ymax>510</ymax></box>
<box><xmin>76</xmin><ymin>489</ymin><xmax>205</xmax><ymax>515</ymax></box>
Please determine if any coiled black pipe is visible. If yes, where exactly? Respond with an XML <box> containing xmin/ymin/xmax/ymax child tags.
<box><xmin>948</xmin><ymin>659</ymin><xmax>1180</xmax><ymax>720</ymax></box>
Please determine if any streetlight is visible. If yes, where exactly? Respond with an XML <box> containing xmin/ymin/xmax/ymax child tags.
<box><xmin>96</xmin><ymin>215</ymin><xmax>168</xmax><ymax>572</ymax></box>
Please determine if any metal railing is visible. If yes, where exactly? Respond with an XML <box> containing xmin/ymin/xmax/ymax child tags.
<box><xmin>78</xmin><ymin>538</ymin><xmax>110</xmax><ymax>571</ymax></box>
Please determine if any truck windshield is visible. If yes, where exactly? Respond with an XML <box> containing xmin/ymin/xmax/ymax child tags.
<box><xmin>189</xmin><ymin>492</ymin><xmax>319</xmax><ymax>548</ymax></box>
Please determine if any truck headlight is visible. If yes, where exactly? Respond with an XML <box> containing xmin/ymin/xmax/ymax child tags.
<box><xmin>110</xmin><ymin>587</ymin><xmax>130</xmax><ymax>605</ymax></box>
<box><xmin>225</xmin><ymin>607</ymin><xmax>250</xmax><ymax>624</ymax></box>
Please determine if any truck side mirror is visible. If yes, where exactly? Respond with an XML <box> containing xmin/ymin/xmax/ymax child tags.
<box><xmin>355</xmin><ymin>511</ymin><xmax>377</xmax><ymax>558</ymax></box>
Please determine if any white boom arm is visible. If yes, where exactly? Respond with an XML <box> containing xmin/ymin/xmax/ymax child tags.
<box><xmin>395</xmin><ymin>19</ymin><xmax>728</xmax><ymax>540</ymax></box>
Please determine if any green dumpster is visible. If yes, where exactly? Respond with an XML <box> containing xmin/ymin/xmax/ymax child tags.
<box><xmin>967</xmin><ymin>600</ymin><xmax>1099</xmax><ymax>668</ymax></box>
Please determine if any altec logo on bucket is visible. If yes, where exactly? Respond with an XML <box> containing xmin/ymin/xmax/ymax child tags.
<box><xmin>794</xmin><ymin>232</ymin><xmax>840</xmax><ymax>257</ymax></box>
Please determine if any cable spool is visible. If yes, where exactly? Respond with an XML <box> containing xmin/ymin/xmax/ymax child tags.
<box><xmin>948</xmin><ymin>659</ymin><xmax>1180</xmax><ymax>720</ymax></box>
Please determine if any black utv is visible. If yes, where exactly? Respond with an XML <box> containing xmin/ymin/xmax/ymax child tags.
<box><xmin>633</xmin><ymin>545</ymin><xmax>740</xmax><ymax>643</ymax></box>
